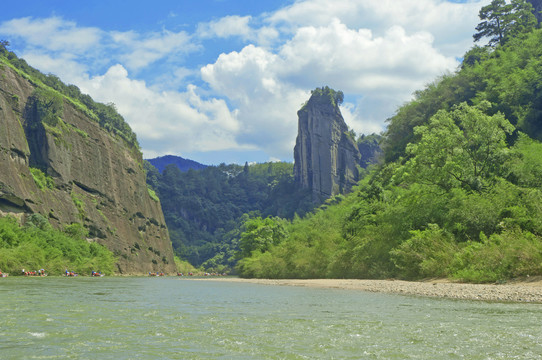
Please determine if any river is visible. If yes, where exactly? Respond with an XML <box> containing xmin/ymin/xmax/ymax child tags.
<box><xmin>1</xmin><ymin>276</ymin><xmax>541</xmax><ymax>359</ymax></box>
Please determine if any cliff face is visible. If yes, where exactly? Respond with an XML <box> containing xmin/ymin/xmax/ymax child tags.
<box><xmin>0</xmin><ymin>64</ymin><xmax>176</xmax><ymax>274</ymax></box>
<box><xmin>294</xmin><ymin>89</ymin><xmax>361</xmax><ymax>200</ymax></box>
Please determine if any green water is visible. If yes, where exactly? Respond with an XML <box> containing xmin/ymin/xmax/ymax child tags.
<box><xmin>1</xmin><ymin>277</ymin><xmax>541</xmax><ymax>359</ymax></box>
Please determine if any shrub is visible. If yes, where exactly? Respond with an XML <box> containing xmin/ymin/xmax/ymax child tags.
<box><xmin>147</xmin><ymin>186</ymin><xmax>159</xmax><ymax>202</ymax></box>
<box><xmin>0</xmin><ymin>216</ymin><xmax>116</xmax><ymax>275</ymax></box>
<box><xmin>390</xmin><ymin>224</ymin><xmax>458</xmax><ymax>280</ymax></box>
<box><xmin>450</xmin><ymin>228</ymin><xmax>542</xmax><ymax>282</ymax></box>
<box><xmin>29</xmin><ymin>167</ymin><xmax>55</xmax><ymax>190</ymax></box>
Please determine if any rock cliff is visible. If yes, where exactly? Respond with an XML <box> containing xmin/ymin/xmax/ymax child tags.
<box><xmin>294</xmin><ymin>87</ymin><xmax>361</xmax><ymax>200</ymax></box>
<box><xmin>0</xmin><ymin>62</ymin><xmax>176</xmax><ymax>274</ymax></box>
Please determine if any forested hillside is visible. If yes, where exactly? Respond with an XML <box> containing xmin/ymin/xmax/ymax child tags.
<box><xmin>146</xmin><ymin>155</ymin><xmax>207</xmax><ymax>173</ymax></box>
<box><xmin>236</xmin><ymin>0</ymin><xmax>542</xmax><ymax>282</ymax></box>
<box><xmin>145</xmin><ymin>161</ymin><xmax>314</xmax><ymax>272</ymax></box>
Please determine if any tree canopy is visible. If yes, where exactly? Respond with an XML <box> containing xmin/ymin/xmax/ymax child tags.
<box><xmin>474</xmin><ymin>0</ymin><xmax>537</xmax><ymax>46</ymax></box>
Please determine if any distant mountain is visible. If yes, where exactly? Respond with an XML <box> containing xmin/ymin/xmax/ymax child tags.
<box><xmin>146</xmin><ymin>155</ymin><xmax>207</xmax><ymax>173</ymax></box>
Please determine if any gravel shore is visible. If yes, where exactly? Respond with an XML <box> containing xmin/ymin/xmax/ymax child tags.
<box><xmin>199</xmin><ymin>277</ymin><xmax>542</xmax><ymax>303</ymax></box>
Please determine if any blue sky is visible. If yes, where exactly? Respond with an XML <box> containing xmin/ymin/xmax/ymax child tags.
<box><xmin>1</xmin><ymin>0</ymin><xmax>489</xmax><ymax>165</ymax></box>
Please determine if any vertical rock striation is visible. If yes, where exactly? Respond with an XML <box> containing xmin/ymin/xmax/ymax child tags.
<box><xmin>0</xmin><ymin>63</ymin><xmax>176</xmax><ymax>274</ymax></box>
<box><xmin>294</xmin><ymin>87</ymin><xmax>361</xmax><ymax>201</ymax></box>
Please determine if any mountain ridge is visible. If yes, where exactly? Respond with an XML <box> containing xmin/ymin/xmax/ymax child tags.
<box><xmin>146</xmin><ymin>155</ymin><xmax>207</xmax><ymax>173</ymax></box>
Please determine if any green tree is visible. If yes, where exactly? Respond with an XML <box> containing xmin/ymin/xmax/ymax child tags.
<box><xmin>474</xmin><ymin>0</ymin><xmax>537</xmax><ymax>46</ymax></box>
<box><xmin>237</xmin><ymin>216</ymin><xmax>287</xmax><ymax>259</ymax></box>
<box><xmin>405</xmin><ymin>102</ymin><xmax>514</xmax><ymax>192</ymax></box>
<box><xmin>31</xmin><ymin>88</ymin><xmax>64</xmax><ymax>127</ymax></box>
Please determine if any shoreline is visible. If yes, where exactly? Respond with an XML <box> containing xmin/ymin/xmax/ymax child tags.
<box><xmin>6</xmin><ymin>274</ymin><xmax>542</xmax><ymax>303</ymax></box>
<box><xmin>195</xmin><ymin>277</ymin><xmax>542</xmax><ymax>303</ymax></box>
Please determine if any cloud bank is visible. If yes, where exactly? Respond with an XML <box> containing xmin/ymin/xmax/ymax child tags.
<box><xmin>0</xmin><ymin>0</ymin><xmax>490</xmax><ymax>164</ymax></box>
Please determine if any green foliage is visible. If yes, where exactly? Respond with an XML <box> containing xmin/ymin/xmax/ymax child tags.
<box><xmin>474</xmin><ymin>0</ymin><xmax>537</xmax><ymax>47</ymax></box>
<box><xmin>174</xmin><ymin>256</ymin><xmax>198</xmax><ymax>274</ymax></box>
<box><xmin>237</xmin><ymin>192</ymin><xmax>356</xmax><ymax>278</ymax></box>
<box><xmin>63</xmin><ymin>222</ymin><xmax>88</xmax><ymax>240</ymax></box>
<box><xmin>405</xmin><ymin>102</ymin><xmax>514</xmax><ymax>192</ymax></box>
<box><xmin>301</xmin><ymin>86</ymin><xmax>344</xmax><ymax>110</ymax></box>
<box><xmin>30</xmin><ymin>88</ymin><xmax>64</xmax><ymax>127</ymax></box>
<box><xmin>390</xmin><ymin>224</ymin><xmax>458</xmax><ymax>280</ymax></box>
<box><xmin>450</xmin><ymin>228</ymin><xmax>542</xmax><ymax>282</ymax></box>
<box><xmin>384</xmin><ymin>28</ymin><xmax>542</xmax><ymax>161</ymax></box>
<box><xmin>357</xmin><ymin>133</ymin><xmax>383</xmax><ymax>168</ymax></box>
<box><xmin>147</xmin><ymin>186</ymin><xmax>159</xmax><ymax>202</ymax></box>
<box><xmin>237</xmin><ymin>216</ymin><xmax>287</xmax><ymax>259</ymax></box>
<box><xmin>506</xmin><ymin>133</ymin><xmax>542</xmax><ymax>187</ymax></box>
<box><xmin>71</xmin><ymin>193</ymin><xmax>86</xmax><ymax>221</ymax></box>
<box><xmin>0</xmin><ymin>216</ymin><xmax>116</xmax><ymax>275</ymax></box>
<box><xmin>29</xmin><ymin>167</ymin><xmax>54</xmax><ymax>190</ymax></box>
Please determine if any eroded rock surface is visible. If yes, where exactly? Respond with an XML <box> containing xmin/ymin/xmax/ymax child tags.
<box><xmin>0</xmin><ymin>64</ymin><xmax>175</xmax><ymax>274</ymax></box>
<box><xmin>294</xmin><ymin>88</ymin><xmax>361</xmax><ymax>201</ymax></box>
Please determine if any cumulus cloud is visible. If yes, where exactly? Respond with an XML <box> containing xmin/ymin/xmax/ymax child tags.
<box><xmin>269</xmin><ymin>0</ymin><xmax>489</xmax><ymax>56</ymax></box>
<box><xmin>77</xmin><ymin>64</ymin><xmax>245</xmax><ymax>157</ymax></box>
<box><xmin>200</xmin><ymin>17</ymin><xmax>460</xmax><ymax>158</ymax></box>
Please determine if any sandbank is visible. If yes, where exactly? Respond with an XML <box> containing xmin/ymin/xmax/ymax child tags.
<box><xmin>196</xmin><ymin>277</ymin><xmax>542</xmax><ymax>303</ymax></box>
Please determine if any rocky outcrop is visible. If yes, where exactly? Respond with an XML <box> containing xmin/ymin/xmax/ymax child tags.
<box><xmin>0</xmin><ymin>63</ymin><xmax>176</xmax><ymax>274</ymax></box>
<box><xmin>294</xmin><ymin>87</ymin><xmax>361</xmax><ymax>201</ymax></box>
<box><xmin>357</xmin><ymin>133</ymin><xmax>383</xmax><ymax>169</ymax></box>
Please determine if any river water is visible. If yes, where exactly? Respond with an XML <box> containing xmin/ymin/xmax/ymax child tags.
<box><xmin>1</xmin><ymin>277</ymin><xmax>541</xmax><ymax>359</ymax></box>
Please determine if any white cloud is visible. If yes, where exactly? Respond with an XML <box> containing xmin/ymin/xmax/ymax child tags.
<box><xmin>1</xmin><ymin>16</ymin><xmax>199</xmax><ymax>75</ymax></box>
<box><xmin>78</xmin><ymin>64</ymin><xmax>244</xmax><ymax>156</ymax></box>
<box><xmin>268</xmin><ymin>0</ymin><xmax>489</xmax><ymax>56</ymax></box>
<box><xmin>0</xmin><ymin>16</ymin><xmax>101</xmax><ymax>54</ymax></box>
<box><xmin>277</xmin><ymin>20</ymin><xmax>457</xmax><ymax>92</ymax></box>
<box><xmin>197</xmin><ymin>15</ymin><xmax>279</xmax><ymax>46</ymax></box>
<box><xmin>16</xmin><ymin>52</ymin><xmax>89</xmax><ymax>85</ymax></box>
<box><xmin>197</xmin><ymin>15</ymin><xmax>253</xmax><ymax>39</ymax></box>
<box><xmin>200</xmin><ymin>16</ymin><xmax>460</xmax><ymax>158</ymax></box>
<box><xmin>111</xmin><ymin>29</ymin><xmax>198</xmax><ymax>71</ymax></box>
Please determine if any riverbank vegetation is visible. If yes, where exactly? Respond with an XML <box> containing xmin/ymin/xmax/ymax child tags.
<box><xmin>236</xmin><ymin>1</ymin><xmax>542</xmax><ymax>283</ymax></box>
<box><xmin>0</xmin><ymin>215</ymin><xmax>116</xmax><ymax>275</ymax></box>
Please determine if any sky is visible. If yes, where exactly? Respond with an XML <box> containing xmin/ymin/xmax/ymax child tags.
<box><xmin>0</xmin><ymin>0</ymin><xmax>490</xmax><ymax>165</ymax></box>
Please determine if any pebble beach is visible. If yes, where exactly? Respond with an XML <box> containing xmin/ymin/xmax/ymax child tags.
<box><xmin>201</xmin><ymin>277</ymin><xmax>542</xmax><ymax>303</ymax></box>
